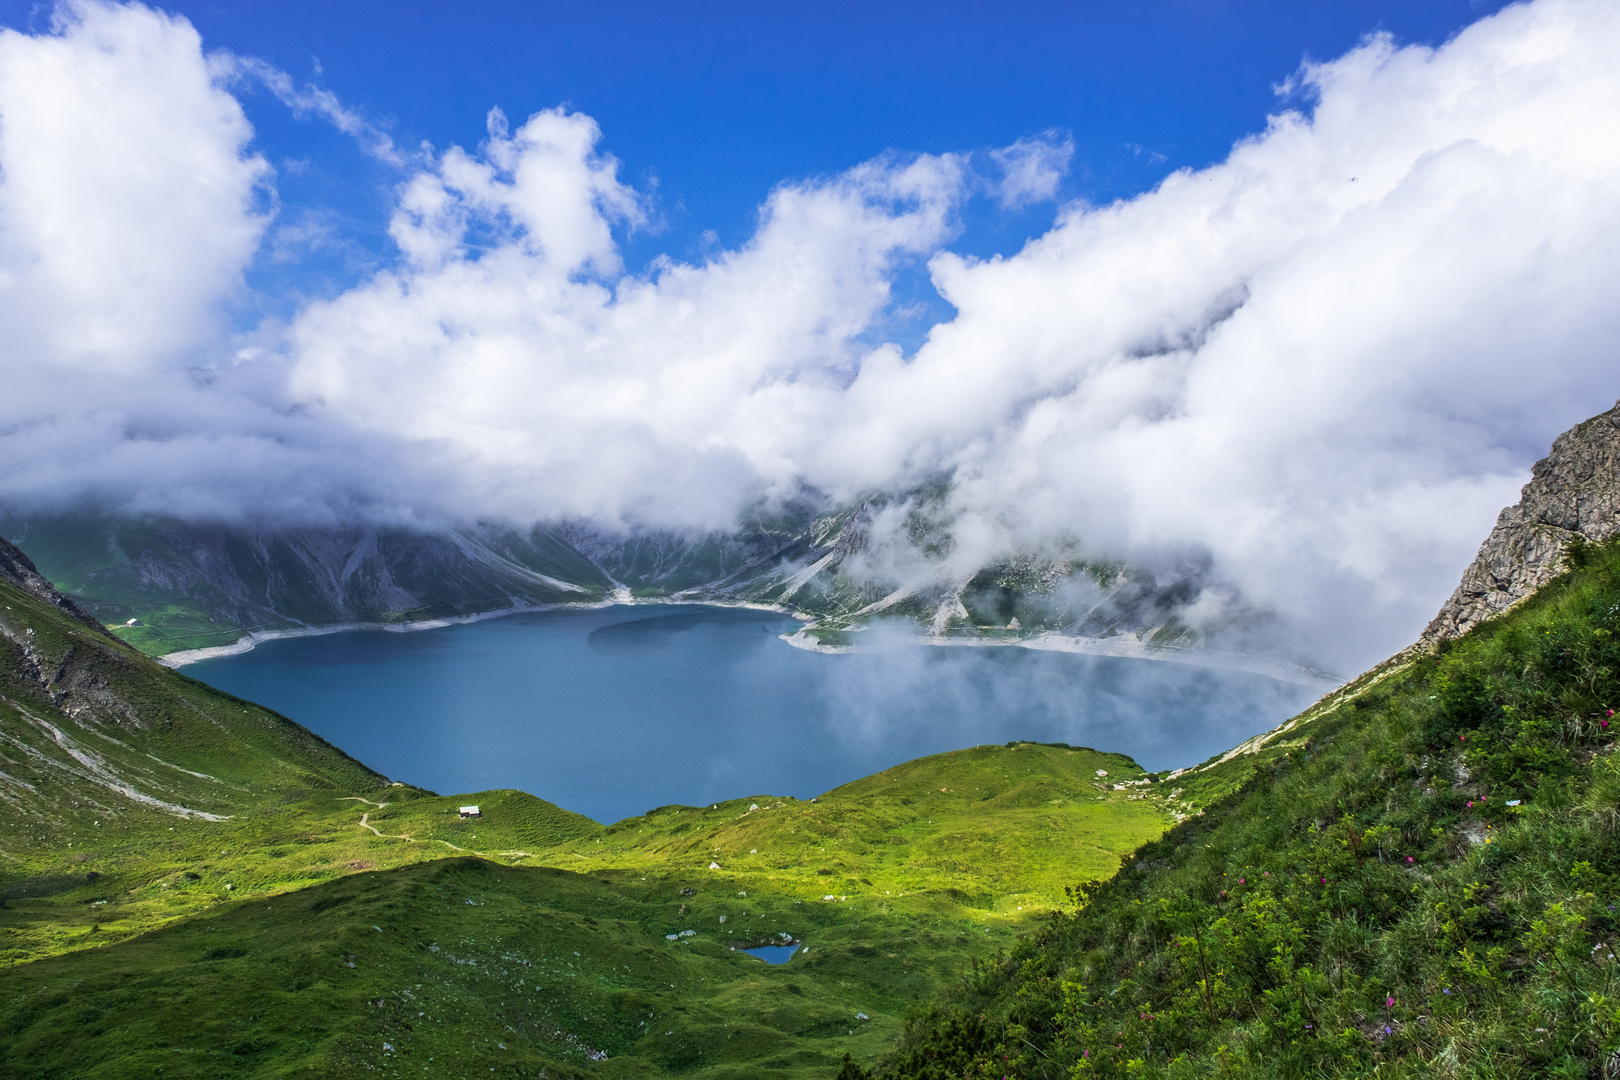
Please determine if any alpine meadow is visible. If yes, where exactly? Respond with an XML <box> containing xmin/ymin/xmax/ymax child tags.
<box><xmin>3</xmin><ymin>0</ymin><xmax>1620</xmax><ymax>1077</ymax></box>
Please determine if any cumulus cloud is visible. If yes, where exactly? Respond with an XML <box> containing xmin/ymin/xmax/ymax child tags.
<box><xmin>3</xmin><ymin>0</ymin><xmax>1620</xmax><ymax>671</ymax></box>
<box><xmin>0</xmin><ymin>1</ymin><xmax>427</xmax><ymax>524</ymax></box>
<box><xmin>0</xmin><ymin>0</ymin><xmax>269</xmax><ymax>372</ymax></box>
<box><xmin>286</xmin><ymin>115</ymin><xmax>968</xmax><ymax>527</ymax></box>
<box><xmin>899</xmin><ymin>0</ymin><xmax>1620</xmax><ymax>664</ymax></box>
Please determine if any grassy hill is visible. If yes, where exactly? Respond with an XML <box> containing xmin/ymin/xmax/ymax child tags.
<box><xmin>862</xmin><ymin>538</ymin><xmax>1620</xmax><ymax>1078</ymax></box>
<box><xmin>10</xmin><ymin>539</ymin><xmax>1619</xmax><ymax>1077</ymax></box>
<box><xmin>0</xmin><ymin>535</ymin><xmax>1180</xmax><ymax>1078</ymax></box>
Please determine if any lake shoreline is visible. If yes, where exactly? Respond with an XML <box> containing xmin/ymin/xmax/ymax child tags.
<box><xmin>157</xmin><ymin>598</ymin><xmax>1337</xmax><ymax>689</ymax></box>
<box><xmin>154</xmin><ymin>597</ymin><xmax>811</xmax><ymax>668</ymax></box>
<box><xmin>779</xmin><ymin>627</ymin><xmax>1336</xmax><ymax>688</ymax></box>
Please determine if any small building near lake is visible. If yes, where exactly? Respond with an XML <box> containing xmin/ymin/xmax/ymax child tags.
<box><xmin>459</xmin><ymin>805</ymin><xmax>480</xmax><ymax>818</ymax></box>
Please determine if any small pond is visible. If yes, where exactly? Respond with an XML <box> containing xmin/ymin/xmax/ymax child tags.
<box><xmin>740</xmin><ymin>943</ymin><xmax>801</xmax><ymax>964</ymax></box>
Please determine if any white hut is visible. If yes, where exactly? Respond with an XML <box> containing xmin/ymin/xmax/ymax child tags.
<box><xmin>458</xmin><ymin>805</ymin><xmax>480</xmax><ymax>818</ymax></box>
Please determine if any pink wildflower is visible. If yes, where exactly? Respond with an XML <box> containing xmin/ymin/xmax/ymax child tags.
<box><xmin>1387</xmin><ymin>996</ymin><xmax>1395</xmax><ymax>1008</ymax></box>
<box><xmin>1406</xmin><ymin>856</ymin><xmax>1414</xmax><ymax>863</ymax></box>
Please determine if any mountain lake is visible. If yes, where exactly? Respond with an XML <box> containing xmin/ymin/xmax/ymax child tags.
<box><xmin>186</xmin><ymin>605</ymin><xmax>1320</xmax><ymax>824</ymax></box>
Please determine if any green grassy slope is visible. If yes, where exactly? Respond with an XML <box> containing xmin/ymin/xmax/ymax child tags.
<box><xmin>0</xmin><ymin>541</ymin><xmax>1183</xmax><ymax>1079</ymax></box>
<box><xmin>0</xmin><ymin>563</ymin><xmax>388</xmax><ymax>835</ymax></box>
<box><xmin>0</xmin><ymin>749</ymin><xmax>1173</xmax><ymax>1079</ymax></box>
<box><xmin>385</xmin><ymin>743</ymin><xmax>1165</xmax><ymax>917</ymax></box>
<box><xmin>3</xmin><ymin>857</ymin><xmax>917</xmax><ymax>1080</ymax></box>
<box><xmin>866</xmin><ymin>538</ymin><xmax>1620</xmax><ymax>1079</ymax></box>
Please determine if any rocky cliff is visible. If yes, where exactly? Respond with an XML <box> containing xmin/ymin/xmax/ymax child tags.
<box><xmin>1421</xmin><ymin>399</ymin><xmax>1620</xmax><ymax>645</ymax></box>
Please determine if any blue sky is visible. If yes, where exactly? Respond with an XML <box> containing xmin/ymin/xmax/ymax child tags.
<box><xmin>0</xmin><ymin>0</ymin><xmax>1510</xmax><ymax>291</ymax></box>
<box><xmin>6</xmin><ymin>0</ymin><xmax>1617</xmax><ymax>670</ymax></box>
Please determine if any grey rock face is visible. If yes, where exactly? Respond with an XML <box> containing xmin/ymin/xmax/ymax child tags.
<box><xmin>1421</xmin><ymin>400</ymin><xmax>1620</xmax><ymax>645</ymax></box>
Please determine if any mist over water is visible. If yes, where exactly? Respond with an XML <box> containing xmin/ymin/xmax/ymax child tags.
<box><xmin>188</xmin><ymin>606</ymin><xmax>1318</xmax><ymax>823</ymax></box>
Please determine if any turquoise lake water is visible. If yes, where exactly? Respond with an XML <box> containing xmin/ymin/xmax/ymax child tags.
<box><xmin>741</xmin><ymin>943</ymin><xmax>800</xmax><ymax>964</ymax></box>
<box><xmin>187</xmin><ymin>605</ymin><xmax>1318</xmax><ymax>824</ymax></box>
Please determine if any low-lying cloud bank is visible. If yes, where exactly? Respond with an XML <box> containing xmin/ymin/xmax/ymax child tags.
<box><xmin>2</xmin><ymin>0</ymin><xmax>1619</xmax><ymax>670</ymax></box>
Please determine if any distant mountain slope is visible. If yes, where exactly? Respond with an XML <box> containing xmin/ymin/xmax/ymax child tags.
<box><xmin>3</xmin><ymin>497</ymin><xmax>1250</xmax><ymax>674</ymax></box>
<box><xmin>0</xmin><ymin>512</ymin><xmax>615</xmax><ymax>653</ymax></box>
<box><xmin>0</xmin><ymin>535</ymin><xmax>105</xmax><ymax>632</ymax></box>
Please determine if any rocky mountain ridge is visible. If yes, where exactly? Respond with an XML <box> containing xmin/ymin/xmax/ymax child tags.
<box><xmin>1</xmin><ymin>499</ymin><xmax>1226</xmax><ymax>663</ymax></box>
<box><xmin>1422</xmin><ymin>398</ymin><xmax>1620</xmax><ymax>645</ymax></box>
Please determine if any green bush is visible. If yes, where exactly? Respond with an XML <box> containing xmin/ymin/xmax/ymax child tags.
<box><xmin>874</xmin><ymin>538</ymin><xmax>1620</xmax><ymax>1078</ymax></box>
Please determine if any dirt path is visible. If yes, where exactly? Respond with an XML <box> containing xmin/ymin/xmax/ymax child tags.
<box><xmin>337</xmin><ymin>796</ymin><xmax>532</xmax><ymax>858</ymax></box>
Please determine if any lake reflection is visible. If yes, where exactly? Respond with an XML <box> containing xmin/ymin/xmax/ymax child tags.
<box><xmin>187</xmin><ymin>605</ymin><xmax>1317</xmax><ymax>824</ymax></box>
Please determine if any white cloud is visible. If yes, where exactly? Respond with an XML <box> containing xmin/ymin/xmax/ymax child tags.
<box><xmin>285</xmin><ymin>121</ymin><xmax>967</xmax><ymax>527</ymax></box>
<box><xmin>0</xmin><ymin>2</ymin><xmax>425</xmax><ymax>526</ymax></box>
<box><xmin>0</xmin><ymin>0</ymin><xmax>269</xmax><ymax>373</ymax></box>
<box><xmin>3</xmin><ymin>0</ymin><xmax>1620</xmax><ymax>672</ymax></box>
<box><xmin>886</xmin><ymin>0</ymin><xmax>1620</xmax><ymax>665</ymax></box>
<box><xmin>988</xmin><ymin>132</ymin><xmax>1073</xmax><ymax>209</ymax></box>
<box><xmin>214</xmin><ymin>53</ymin><xmax>403</xmax><ymax>166</ymax></box>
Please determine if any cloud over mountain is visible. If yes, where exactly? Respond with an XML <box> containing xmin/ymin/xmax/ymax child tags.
<box><xmin>2</xmin><ymin>0</ymin><xmax>1619</xmax><ymax>668</ymax></box>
